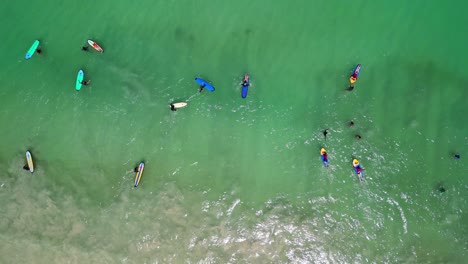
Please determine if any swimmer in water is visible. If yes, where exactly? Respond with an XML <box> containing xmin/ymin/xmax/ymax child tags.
<box><xmin>323</xmin><ymin>129</ymin><xmax>329</xmax><ymax>140</ymax></box>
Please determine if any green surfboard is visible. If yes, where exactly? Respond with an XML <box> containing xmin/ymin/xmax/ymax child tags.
<box><xmin>76</xmin><ymin>70</ymin><xmax>84</xmax><ymax>91</ymax></box>
<box><xmin>25</xmin><ymin>40</ymin><xmax>40</xmax><ymax>60</ymax></box>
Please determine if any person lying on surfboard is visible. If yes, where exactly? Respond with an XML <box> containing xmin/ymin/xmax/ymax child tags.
<box><xmin>170</xmin><ymin>103</ymin><xmax>176</xmax><ymax>111</ymax></box>
<box><xmin>320</xmin><ymin>149</ymin><xmax>329</xmax><ymax>167</ymax></box>
<box><xmin>356</xmin><ymin>166</ymin><xmax>363</xmax><ymax>180</ymax></box>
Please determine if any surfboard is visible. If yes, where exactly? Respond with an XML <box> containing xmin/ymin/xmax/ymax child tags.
<box><xmin>134</xmin><ymin>162</ymin><xmax>145</xmax><ymax>187</ymax></box>
<box><xmin>76</xmin><ymin>70</ymin><xmax>84</xmax><ymax>91</ymax></box>
<box><xmin>349</xmin><ymin>64</ymin><xmax>361</xmax><ymax>84</ymax></box>
<box><xmin>87</xmin><ymin>40</ymin><xmax>104</xmax><ymax>53</ymax></box>
<box><xmin>195</xmin><ymin>77</ymin><xmax>215</xmax><ymax>91</ymax></box>
<box><xmin>25</xmin><ymin>40</ymin><xmax>40</xmax><ymax>60</ymax></box>
<box><xmin>26</xmin><ymin>150</ymin><xmax>34</xmax><ymax>173</ymax></box>
<box><xmin>241</xmin><ymin>74</ymin><xmax>249</xmax><ymax>98</ymax></box>
<box><xmin>170</xmin><ymin>102</ymin><xmax>187</xmax><ymax>109</ymax></box>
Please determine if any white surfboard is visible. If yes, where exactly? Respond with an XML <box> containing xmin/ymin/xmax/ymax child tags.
<box><xmin>26</xmin><ymin>151</ymin><xmax>34</xmax><ymax>173</ymax></box>
<box><xmin>170</xmin><ymin>102</ymin><xmax>187</xmax><ymax>109</ymax></box>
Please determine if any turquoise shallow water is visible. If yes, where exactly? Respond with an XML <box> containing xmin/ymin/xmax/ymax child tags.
<box><xmin>0</xmin><ymin>0</ymin><xmax>467</xmax><ymax>263</ymax></box>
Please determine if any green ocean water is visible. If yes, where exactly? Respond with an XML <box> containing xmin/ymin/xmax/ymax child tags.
<box><xmin>1</xmin><ymin>0</ymin><xmax>467</xmax><ymax>263</ymax></box>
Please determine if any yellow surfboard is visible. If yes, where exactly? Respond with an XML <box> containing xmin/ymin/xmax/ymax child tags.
<box><xmin>134</xmin><ymin>162</ymin><xmax>145</xmax><ymax>187</ymax></box>
<box><xmin>26</xmin><ymin>151</ymin><xmax>34</xmax><ymax>173</ymax></box>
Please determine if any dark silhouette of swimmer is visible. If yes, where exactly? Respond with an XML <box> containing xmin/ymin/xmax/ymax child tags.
<box><xmin>349</xmin><ymin>121</ymin><xmax>354</xmax><ymax>127</ymax></box>
<box><xmin>453</xmin><ymin>154</ymin><xmax>461</xmax><ymax>159</ymax></box>
<box><xmin>81</xmin><ymin>46</ymin><xmax>88</xmax><ymax>51</ymax></box>
<box><xmin>23</xmin><ymin>165</ymin><xmax>30</xmax><ymax>171</ymax></box>
<box><xmin>170</xmin><ymin>103</ymin><xmax>176</xmax><ymax>111</ymax></box>
<box><xmin>346</xmin><ymin>85</ymin><xmax>354</xmax><ymax>91</ymax></box>
<box><xmin>199</xmin><ymin>84</ymin><xmax>206</xmax><ymax>92</ymax></box>
<box><xmin>355</xmin><ymin>135</ymin><xmax>361</xmax><ymax>140</ymax></box>
<box><xmin>134</xmin><ymin>167</ymin><xmax>139</xmax><ymax>172</ymax></box>
<box><xmin>36</xmin><ymin>47</ymin><xmax>42</xmax><ymax>54</ymax></box>
<box><xmin>323</xmin><ymin>129</ymin><xmax>329</xmax><ymax>140</ymax></box>
<box><xmin>436</xmin><ymin>182</ymin><xmax>446</xmax><ymax>193</ymax></box>
<box><xmin>81</xmin><ymin>80</ymin><xmax>91</xmax><ymax>85</ymax></box>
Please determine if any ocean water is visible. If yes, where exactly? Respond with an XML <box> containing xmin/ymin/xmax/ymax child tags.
<box><xmin>0</xmin><ymin>0</ymin><xmax>467</xmax><ymax>263</ymax></box>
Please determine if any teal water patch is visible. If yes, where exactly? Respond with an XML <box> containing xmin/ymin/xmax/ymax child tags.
<box><xmin>0</xmin><ymin>0</ymin><xmax>467</xmax><ymax>262</ymax></box>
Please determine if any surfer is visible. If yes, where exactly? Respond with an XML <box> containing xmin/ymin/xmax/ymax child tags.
<box><xmin>453</xmin><ymin>154</ymin><xmax>461</xmax><ymax>159</ymax></box>
<box><xmin>349</xmin><ymin>121</ymin><xmax>354</xmax><ymax>127</ymax></box>
<box><xmin>170</xmin><ymin>103</ymin><xmax>177</xmax><ymax>111</ymax></box>
<box><xmin>23</xmin><ymin>165</ymin><xmax>30</xmax><ymax>171</ymax></box>
<box><xmin>36</xmin><ymin>47</ymin><xmax>42</xmax><ymax>54</ymax></box>
<box><xmin>355</xmin><ymin>135</ymin><xmax>361</xmax><ymax>140</ymax></box>
<box><xmin>199</xmin><ymin>84</ymin><xmax>206</xmax><ymax>92</ymax></box>
<box><xmin>436</xmin><ymin>182</ymin><xmax>446</xmax><ymax>193</ymax></box>
<box><xmin>356</xmin><ymin>167</ymin><xmax>364</xmax><ymax>181</ymax></box>
<box><xmin>322</xmin><ymin>150</ymin><xmax>329</xmax><ymax>167</ymax></box>
<box><xmin>81</xmin><ymin>46</ymin><xmax>88</xmax><ymax>51</ymax></box>
<box><xmin>346</xmin><ymin>85</ymin><xmax>354</xmax><ymax>91</ymax></box>
<box><xmin>242</xmin><ymin>79</ymin><xmax>249</xmax><ymax>87</ymax></box>
<box><xmin>134</xmin><ymin>167</ymin><xmax>139</xmax><ymax>172</ymax></box>
<box><xmin>81</xmin><ymin>80</ymin><xmax>91</xmax><ymax>85</ymax></box>
<box><xmin>322</xmin><ymin>129</ymin><xmax>329</xmax><ymax>140</ymax></box>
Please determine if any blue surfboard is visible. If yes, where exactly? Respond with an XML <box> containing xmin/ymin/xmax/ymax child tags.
<box><xmin>195</xmin><ymin>77</ymin><xmax>215</xmax><ymax>91</ymax></box>
<box><xmin>241</xmin><ymin>74</ymin><xmax>249</xmax><ymax>98</ymax></box>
